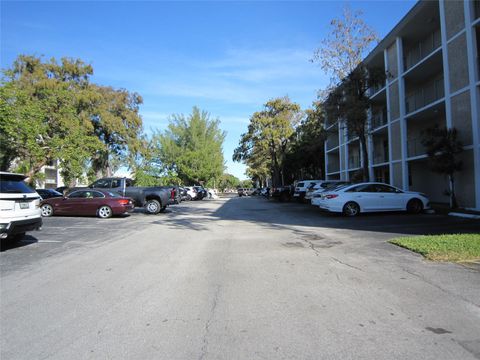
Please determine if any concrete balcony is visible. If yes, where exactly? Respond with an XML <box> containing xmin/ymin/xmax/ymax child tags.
<box><xmin>404</xmin><ymin>28</ymin><xmax>441</xmax><ymax>71</ymax></box>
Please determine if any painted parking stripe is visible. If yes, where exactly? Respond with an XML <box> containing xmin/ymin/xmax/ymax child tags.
<box><xmin>37</xmin><ymin>240</ymin><xmax>63</xmax><ymax>243</ymax></box>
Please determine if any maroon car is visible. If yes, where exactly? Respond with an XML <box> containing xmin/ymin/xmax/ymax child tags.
<box><xmin>40</xmin><ymin>189</ymin><xmax>134</xmax><ymax>218</ymax></box>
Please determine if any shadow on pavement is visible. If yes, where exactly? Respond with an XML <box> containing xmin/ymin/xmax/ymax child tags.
<box><xmin>157</xmin><ymin>196</ymin><xmax>480</xmax><ymax>236</ymax></box>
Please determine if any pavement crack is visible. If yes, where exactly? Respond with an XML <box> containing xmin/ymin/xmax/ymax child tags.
<box><xmin>403</xmin><ymin>268</ymin><xmax>479</xmax><ymax>308</ymax></box>
<box><xmin>331</xmin><ymin>257</ymin><xmax>364</xmax><ymax>272</ymax></box>
<box><xmin>199</xmin><ymin>284</ymin><xmax>221</xmax><ymax>360</ymax></box>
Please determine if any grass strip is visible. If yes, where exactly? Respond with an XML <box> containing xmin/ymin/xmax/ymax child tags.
<box><xmin>389</xmin><ymin>233</ymin><xmax>480</xmax><ymax>262</ymax></box>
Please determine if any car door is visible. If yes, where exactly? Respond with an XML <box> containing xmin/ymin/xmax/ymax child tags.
<box><xmin>346</xmin><ymin>184</ymin><xmax>381</xmax><ymax>211</ymax></box>
<box><xmin>375</xmin><ymin>184</ymin><xmax>405</xmax><ymax>210</ymax></box>
<box><xmin>56</xmin><ymin>190</ymin><xmax>87</xmax><ymax>215</ymax></box>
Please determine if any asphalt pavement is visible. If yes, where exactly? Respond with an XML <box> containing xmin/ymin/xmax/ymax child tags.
<box><xmin>1</xmin><ymin>196</ymin><xmax>479</xmax><ymax>359</ymax></box>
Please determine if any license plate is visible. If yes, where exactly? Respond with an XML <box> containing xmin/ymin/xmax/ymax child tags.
<box><xmin>19</xmin><ymin>202</ymin><xmax>29</xmax><ymax>209</ymax></box>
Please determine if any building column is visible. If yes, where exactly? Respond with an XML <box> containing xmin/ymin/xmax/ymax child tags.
<box><xmin>396</xmin><ymin>36</ymin><xmax>409</xmax><ymax>190</ymax></box>
<box><xmin>439</xmin><ymin>0</ymin><xmax>453</xmax><ymax>129</ymax></box>
<box><xmin>367</xmin><ymin>109</ymin><xmax>375</xmax><ymax>181</ymax></box>
<box><xmin>464</xmin><ymin>0</ymin><xmax>480</xmax><ymax>210</ymax></box>
<box><xmin>384</xmin><ymin>49</ymin><xmax>394</xmax><ymax>186</ymax></box>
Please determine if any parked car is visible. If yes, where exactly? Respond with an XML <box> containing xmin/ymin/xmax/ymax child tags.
<box><xmin>36</xmin><ymin>188</ymin><xmax>64</xmax><ymax>200</ymax></box>
<box><xmin>55</xmin><ymin>186</ymin><xmax>69</xmax><ymax>195</ymax></box>
<box><xmin>0</xmin><ymin>172</ymin><xmax>42</xmax><ymax>241</ymax></box>
<box><xmin>311</xmin><ymin>182</ymin><xmax>430</xmax><ymax>216</ymax></box>
<box><xmin>238</xmin><ymin>188</ymin><xmax>247</xmax><ymax>197</ymax></box>
<box><xmin>66</xmin><ymin>177</ymin><xmax>171</xmax><ymax>214</ymax></box>
<box><xmin>184</xmin><ymin>186</ymin><xmax>197</xmax><ymax>200</ymax></box>
<box><xmin>178</xmin><ymin>187</ymin><xmax>189</xmax><ymax>201</ymax></box>
<box><xmin>271</xmin><ymin>185</ymin><xmax>294</xmax><ymax>202</ymax></box>
<box><xmin>40</xmin><ymin>189</ymin><xmax>134</xmax><ymax>218</ymax></box>
<box><xmin>293</xmin><ymin>180</ymin><xmax>321</xmax><ymax>201</ymax></box>
<box><xmin>193</xmin><ymin>186</ymin><xmax>207</xmax><ymax>200</ymax></box>
<box><xmin>304</xmin><ymin>181</ymin><xmax>350</xmax><ymax>203</ymax></box>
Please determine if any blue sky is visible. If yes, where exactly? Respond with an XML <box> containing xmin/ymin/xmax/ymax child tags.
<box><xmin>1</xmin><ymin>0</ymin><xmax>416</xmax><ymax>180</ymax></box>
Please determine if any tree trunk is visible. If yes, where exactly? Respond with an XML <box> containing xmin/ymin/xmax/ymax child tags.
<box><xmin>449</xmin><ymin>174</ymin><xmax>458</xmax><ymax>209</ymax></box>
<box><xmin>359</xmin><ymin>133</ymin><xmax>370</xmax><ymax>182</ymax></box>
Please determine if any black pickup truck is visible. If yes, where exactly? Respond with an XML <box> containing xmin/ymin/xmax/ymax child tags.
<box><xmin>70</xmin><ymin>177</ymin><xmax>172</xmax><ymax>214</ymax></box>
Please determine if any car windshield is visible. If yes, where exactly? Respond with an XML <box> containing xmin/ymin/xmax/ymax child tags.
<box><xmin>0</xmin><ymin>178</ymin><xmax>36</xmax><ymax>194</ymax></box>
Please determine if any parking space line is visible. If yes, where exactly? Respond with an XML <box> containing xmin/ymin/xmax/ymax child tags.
<box><xmin>37</xmin><ymin>240</ymin><xmax>63</xmax><ymax>243</ymax></box>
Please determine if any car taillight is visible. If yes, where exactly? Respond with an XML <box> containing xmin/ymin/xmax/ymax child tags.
<box><xmin>325</xmin><ymin>194</ymin><xmax>338</xmax><ymax>199</ymax></box>
<box><xmin>118</xmin><ymin>199</ymin><xmax>130</xmax><ymax>205</ymax></box>
<box><xmin>171</xmin><ymin>189</ymin><xmax>175</xmax><ymax>199</ymax></box>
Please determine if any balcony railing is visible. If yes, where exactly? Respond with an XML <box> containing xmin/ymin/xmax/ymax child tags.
<box><xmin>405</xmin><ymin>77</ymin><xmax>444</xmax><ymax>114</ymax></box>
<box><xmin>404</xmin><ymin>28</ymin><xmax>442</xmax><ymax>71</ymax></box>
<box><xmin>327</xmin><ymin>162</ymin><xmax>340</xmax><ymax>173</ymax></box>
<box><xmin>368</xmin><ymin>81</ymin><xmax>386</xmax><ymax>97</ymax></box>
<box><xmin>371</xmin><ymin>110</ymin><xmax>388</xmax><ymax>129</ymax></box>
<box><xmin>348</xmin><ymin>155</ymin><xmax>360</xmax><ymax>169</ymax></box>
<box><xmin>407</xmin><ymin>138</ymin><xmax>426</xmax><ymax>158</ymax></box>
<box><xmin>326</xmin><ymin>137</ymin><xmax>339</xmax><ymax>151</ymax></box>
<box><xmin>373</xmin><ymin>152</ymin><xmax>389</xmax><ymax>164</ymax></box>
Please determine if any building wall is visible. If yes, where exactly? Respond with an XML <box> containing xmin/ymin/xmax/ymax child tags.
<box><xmin>324</xmin><ymin>0</ymin><xmax>480</xmax><ymax>210</ymax></box>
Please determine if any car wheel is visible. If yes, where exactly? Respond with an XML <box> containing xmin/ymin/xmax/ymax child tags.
<box><xmin>145</xmin><ymin>199</ymin><xmax>161</xmax><ymax>214</ymax></box>
<box><xmin>41</xmin><ymin>204</ymin><xmax>54</xmax><ymax>217</ymax></box>
<box><xmin>343</xmin><ymin>202</ymin><xmax>360</xmax><ymax>217</ymax></box>
<box><xmin>407</xmin><ymin>199</ymin><xmax>423</xmax><ymax>214</ymax></box>
<box><xmin>97</xmin><ymin>205</ymin><xmax>113</xmax><ymax>218</ymax></box>
<box><xmin>186</xmin><ymin>195</ymin><xmax>192</xmax><ymax>201</ymax></box>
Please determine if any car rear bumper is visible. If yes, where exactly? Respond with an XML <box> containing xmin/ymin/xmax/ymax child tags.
<box><xmin>0</xmin><ymin>217</ymin><xmax>42</xmax><ymax>238</ymax></box>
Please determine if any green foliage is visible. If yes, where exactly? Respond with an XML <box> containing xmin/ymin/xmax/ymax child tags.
<box><xmin>239</xmin><ymin>179</ymin><xmax>253</xmax><ymax>188</ymax></box>
<box><xmin>0</xmin><ymin>55</ymin><xmax>102</xmax><ymax>182</ymax></box>
<box><xmin>214</xmin><ymin>173</ymin><xmax>240</xmax><ymax>191</ymax></box>
<box><xmin>149</xmin><ymin>107</ymin><xmax>226</xmax><ymax>185</ymax></box>
<box><xmin>89</xmin><ymin>85</ymin><xmax>144</xmax><ymax>178</ymax></box>
<box><xmin>1</xmin><ymin>55</ymin><xmax>145</xmax><ymax>185</ymax></box>
<box><xmin>283</xmin><ymin>101</ymin><xmax>326</xmax><ymax>183</ymax></box>
<box><xmin>421</xmin><ymin>126</ymin><xmax>463</xmax><ymax>208</ymax></box>
<box><xmin>233</xmin><ymin>97</ymin><xmax>302</xmax><ymax>186</ymax></box>
<box><xmin>323</xmin><ymin>65</ymin><xmax>385</xmax><ymax>181</ymax></box>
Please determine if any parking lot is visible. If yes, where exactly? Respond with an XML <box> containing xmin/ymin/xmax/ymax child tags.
<box><xmin>2</xmin><ymin>195</ymin><xmax>480</xmax><ymax>359</ymax></box>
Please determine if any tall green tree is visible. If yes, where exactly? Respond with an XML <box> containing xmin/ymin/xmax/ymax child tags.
<box><xmin>421</xmin><ymin>126</ymin><xmax>463</xmax><ymax>208</ymax></box>
<box><xmin>150</xmin><ymin>107</ymin><xmax>226</xmax><ymax>185</ymax></box>
<box><xmin>284</xmin><ymin>101</ymin><xmax>326</xmax><ymax>182</ymax></box>
<box><xmin>0</xmin><ymin>55</ymin><xmax>102</xmax><ymax>184</ymax></box>
<box><xmin>89</xmin><ymin>85</ymin><xmax>144</xmax><ymax>178</ymax></box>
<box><xmin>323</xmin><ymin>66</ymin><xmax>385</xmax><ymax>181</ymax></box>
<box><xmin>233</xmin><ymin>97</ymin><xmax>302</xmax><ymax>187</ymax></box>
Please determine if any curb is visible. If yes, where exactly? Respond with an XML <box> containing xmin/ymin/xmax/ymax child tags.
<box><xmin>448</xmin><ymin>212</ymin><xmax>480</xmax><ymax>220</ymax></box>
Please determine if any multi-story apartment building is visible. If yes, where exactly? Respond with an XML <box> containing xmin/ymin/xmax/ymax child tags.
<box><xmin>324</xmin><ymin>0</ymin><xmax>480</xmax><ymax>210</ymax></box>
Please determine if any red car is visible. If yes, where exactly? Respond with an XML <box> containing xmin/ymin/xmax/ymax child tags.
<box><xmin>40</xmin><ymin>189</ymin><xmax>134</xmax><ymax>218</ymax></box>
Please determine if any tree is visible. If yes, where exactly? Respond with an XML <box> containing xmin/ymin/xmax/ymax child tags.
<box><xmin>150</xmin><ymin>107</ymin><xmax>226</xmax><ymax>185</ymax></box>
<box><xmin>0</xmin><ymin>55</ymin><xmax>102</xmax><ymax>184</ymax></box>
<box><xmin>283</xmin><ymin>101</ymin><xmax>326</xmax><ymax>182</ymax></box>
<box><xmin>215</xmin><ymin>173</ymin><xmax>240</xmax><ymax>191</ymax></box>
<box><xmin>233</xmin><ymin>97</ymin><xmax>302</xmax><ymax>187</ymax></box>
<box><xmin>311</xmin><ymin>5</ymin><xmax>378</xmax><ymax>85</ymax></box>
<box><xmin>323</xmin><ymin>65</ymin><xmax>385</xmax><ymax>181</ymax></box>
<box><xmin>89</xmin><ymin>85</ymin><xmax>144</xmax><ymax>178</ymax></box>
<box><xmin>421</xmin><ymin>126</ymin><xmax>463</xmax><ymax>208</ymax></box>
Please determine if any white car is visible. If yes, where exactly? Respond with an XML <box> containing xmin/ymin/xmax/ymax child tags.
<box><xmin>293</xmin><ymin>180</ymin><xmax>321</xmax><ymax>201</ymax></box>
<box><xmin>0</xmin><ymin>172</ymin><xmax>42</xmax><ymax>241</ymax></box>
<box><xmin>311</xmin><ymin>182</ymin><xmax>430</xmax><ymax>216</ymax></box>
<box><xmin>184</xmin><ymin>186</ymin><xmax>197</xmax><ymax>200</ymax></box>
<box><xmin>304</xmin><ymin>180</ymin><xmax>350</xmax><ymax>203</ymax></box>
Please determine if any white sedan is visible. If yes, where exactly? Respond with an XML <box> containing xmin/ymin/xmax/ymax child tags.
<box><xmin>311</xmin><ymin>182</ymin><xmax>430</xmax><ymax>216</ymax></box>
